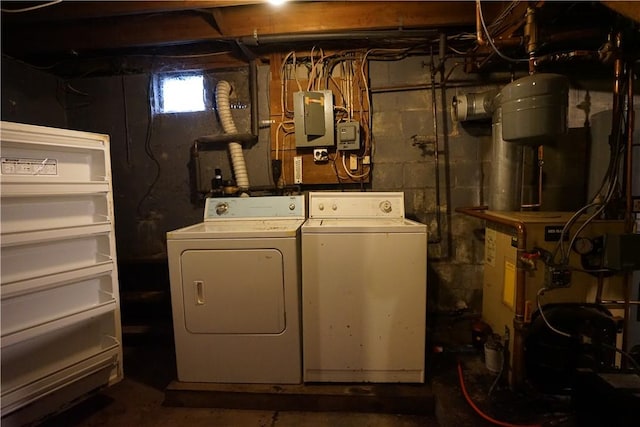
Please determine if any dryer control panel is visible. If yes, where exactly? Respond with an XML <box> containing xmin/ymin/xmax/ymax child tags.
<box><xmin>308</xmin><ymin>192</ymin><xmax>405</xmax><ymax>219</ymax></box>
<box><xmin>204</xmin><ymin>195</ymin><xmax>305</xmax><ymax>220</ymax></box>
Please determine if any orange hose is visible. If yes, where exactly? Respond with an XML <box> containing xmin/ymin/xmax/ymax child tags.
<box><xmin>457</xmin><ymin>361</ymin><xmax>542</xmax><ymax>427</ymax></box>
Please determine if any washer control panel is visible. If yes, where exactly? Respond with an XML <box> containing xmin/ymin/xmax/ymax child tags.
<box><xmin>309</xmin><ymin>192</ymin><xmax>405</xmax><ymax>219</ymax></box>
<box><xmin>204</xmin><ymin>195</ymin><xmax>305</xmax><ymax>220</ymax></box>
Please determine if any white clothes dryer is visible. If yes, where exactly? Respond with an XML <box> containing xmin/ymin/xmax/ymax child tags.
<box><xmin>302</xmin><ymin>192</ymin><xmax>427</xmax><ymax>383</ymax></box>
<box><xmin>167</xmin><ymin>195</ymin><xmax>305</xmax><ymax>384</ymax></box>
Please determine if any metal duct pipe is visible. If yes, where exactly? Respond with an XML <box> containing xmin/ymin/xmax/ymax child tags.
<box><xmin>238</xmin><ymin>29</ymin><xmax>437</xmax><ymax>46</ymax></box>
<box><xmin>451</xmin><ymin>89</ymin><xmax>497</xmax><ymax>122</ymax></box>
<box><xmin>249</xmin><ymin>59</ymin><xmax>259</xmax><ymax>137</ymax></box>
<box><xmin>490</xmin><ymin>107</ymin><xmax>524</xmax><ymax>210</ymax></box>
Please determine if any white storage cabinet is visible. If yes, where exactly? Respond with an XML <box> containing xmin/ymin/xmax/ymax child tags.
<box><xmin>0</xmin><ymin>121</ymin><xmax>123</xmax><ymax>424</ymax></box>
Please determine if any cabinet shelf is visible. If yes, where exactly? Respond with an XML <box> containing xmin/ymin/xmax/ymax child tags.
<box><xmin>1</xmin><ymin>299</ymin><xmax>117</xmax><ymax>348</ymax></box>
<box><xmin>0</xmin><ymin>181</ymin><xmax>110</xmax><ymax>196</ymax></box>
<box><xmin>1</xmin><ymin>334</ymin><xmax>120</xmax><ymax>414</ymax></box>
<box><xmin>2</xmin><ymin>233</ymin><xmax>113</xmax><ymax>285</ymax></box>
<box><xmin>1</xmin><ymin>193</ymin><xmax>111</xmax><ymax>234</ymax></box>
<box><xmin>1</xmin><ymin>263</ymin><xmax>114</xmax><ymax>299</ymax></box>
<box><xmin>1</xmin><ymin>223</ymin><xmax>112</xmax><ymax>247</ymax></box>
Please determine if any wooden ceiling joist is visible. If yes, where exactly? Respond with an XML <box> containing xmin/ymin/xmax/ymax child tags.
<box><xmin>3</xmin><ymin>1</ymin><xmax>480</xmax><ymax>56</ymax></box>
<box><xmin>0</xmin><ymin>1</ymin><xmax>263</xmax><ymax>22</ymax></box>
<box><xmin>212</xmin><ymin>1</ymin><xmax>478</xmax><ymax>38</ymax></box>
<box><xmin>4</xmin><ymin>12</ymin><xmax>226</xmax><ymax>54</ymax></box>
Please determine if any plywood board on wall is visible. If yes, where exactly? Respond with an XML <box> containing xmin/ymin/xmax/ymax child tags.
<box><xmin>268</xmin><ymin>51</ymin><xmax>371</xmax><ymax>186</ymax></box>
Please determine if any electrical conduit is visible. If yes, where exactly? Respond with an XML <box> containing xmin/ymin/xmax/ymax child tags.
<box><xmin>216</xmin><ymin>80</ymin><xmax>250</xmax><ymax>191</ymax></box>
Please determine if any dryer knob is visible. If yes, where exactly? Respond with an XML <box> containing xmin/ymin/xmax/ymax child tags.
<box><xmin>318</xmin><ymin>203</ymin><xmax>325</xmax><ymax>211</ymax></box>
<box><xmin>289</xmin><ymin>203</ymin><xmax>296</xmax><ymax>211</ymax></box>
<box><xmin>216</xmin><ymin>202</ymin><xmax>229</xmax><ymax>215</ymax></box>
<box><xmin>380</xmin><ymin>200</ymin><xmax>392</xmax><ymax>213</ymax></box>
<box><xmin>332</xmin><ymin>204</ymin><xmax>338</xmax><ymax>211</ymax></box>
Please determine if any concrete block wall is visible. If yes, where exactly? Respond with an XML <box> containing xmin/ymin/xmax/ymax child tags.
<box><xmin>367</xmin><ymin>57</ymin><xmax>632</xmax><ymax>313</ymax></box>
<box><xmin>369</xmin><ymin>57</ymin><xmax>494</xmax><ymax>312</ymax></box>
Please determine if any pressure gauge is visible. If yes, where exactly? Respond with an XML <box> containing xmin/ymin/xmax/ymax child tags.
<box><xmin>573</xmin><ymin>237</ymin><xmax>594</xmax><ymax>255</ymax></box>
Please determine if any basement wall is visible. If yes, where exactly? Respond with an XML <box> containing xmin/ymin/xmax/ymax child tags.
<box><xmin>0</xmin><ymin>56</ymin><xmax>631</xmax><ymax>313</ymax></box>
<box><xmin>1</xmin><ymin>58</ymin><xmax>66</xmax><ymax>128</ymax></box>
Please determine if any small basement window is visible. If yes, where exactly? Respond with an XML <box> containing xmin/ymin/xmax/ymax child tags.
<box><xmin>153</xmin><ymin>73</ymin><xmax>206</xmax><ymax>114</ymax></box>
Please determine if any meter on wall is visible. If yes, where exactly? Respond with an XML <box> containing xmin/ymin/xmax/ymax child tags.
<box><xmin>337</xmin><ymin>121</ymin><xmax>360</xmax><ymax>150</ymax></box>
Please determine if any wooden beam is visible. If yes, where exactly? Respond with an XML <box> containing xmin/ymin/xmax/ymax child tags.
<box><xmin>214</xmin><ymin>1</ymin><xmax>477</xmax><ymax>36</ymax></box>
<box><xmin>0</xmin><ymin>1</ymin><xmax>263</xmax><ymax>22</ymax></box>
<box><xmin>47</xmin><ymin>51</ymin><xmax>248</xmax><ymax>78</ymax></box>
<box><xmin>3</xmin><ymin>12</ymin><xmax>226</xmax><ymax>54</ymax></box>
<box><xmin>3</xmin><ymin>1</ymin><xmax>480</xmax><ymax>56</ymax></box>
<box><xmin>601</xmin><ymin>1</ymin><xmax>640</xmax><ymax>23</ymax></box>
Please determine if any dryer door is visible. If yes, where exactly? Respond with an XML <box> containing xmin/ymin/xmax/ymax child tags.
<box><xmin>180</xmin><ymin>249</ymin><xmax>285</xmax><ymax>334</ymax></box>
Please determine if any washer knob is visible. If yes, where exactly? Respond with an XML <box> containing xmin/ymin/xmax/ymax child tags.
<box><xmin>318</xmin><ymin>203</ymin><xmax>325</xmax><ymax>211</ymax></box>
<box><xmin>289</xmin><ymin>203</ymin><xmax>296</xmax><ymax>211</ymax></box>
<box><xmin>379</xmin><ymin>200</ymin><xmax>392</xmax><ymax>213</ymax></box>
<box><xmin>332</xmin><ymin>203</ymin><xmax>338</xmax><ymax>211</ymax></box>
<box><xmin>215</xmin><ymin>202</ymin><xmax>229</xmax><ymax>215</ymax></box>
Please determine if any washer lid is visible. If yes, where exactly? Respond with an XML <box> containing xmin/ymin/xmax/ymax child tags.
<box><xmin>167</xmin><ymin>219</ymin><xmax>305</xmax><ymax>239</ymax></box>
<box><xmin>302</xmin><ymin>217</ymin><xmax>426</xmax><ymax>233</ymax></box>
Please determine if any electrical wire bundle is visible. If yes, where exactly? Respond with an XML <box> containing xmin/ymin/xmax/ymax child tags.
<box><xmin>535</xmin><ymin>73</ymin><xmax>635</xmax><ymax>373</ymax></box>
<box><xmin>276</xmin><ymin>47</ymin><xmax>410</xmax><ymax>185</ymax></box>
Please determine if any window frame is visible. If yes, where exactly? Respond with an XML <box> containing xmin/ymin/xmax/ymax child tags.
<box><xmin>152</xmin><ymin>71</ymin><xmax>209</xmax><ymax>115</ymax></box>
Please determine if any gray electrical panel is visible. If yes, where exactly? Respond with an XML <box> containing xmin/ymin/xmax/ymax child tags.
<box><xmin>337</xmin><ymin>121</ymin><xmax>360</xmax><ymax>150</ymax></box>
<box><xmin>293</xmin><ymin>90</ymin><xmax>334</xmax><ymax>147</ymax></box>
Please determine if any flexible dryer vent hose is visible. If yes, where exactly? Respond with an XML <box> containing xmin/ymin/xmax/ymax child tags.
<box><xmin>215</xmin><ymin>80</ymin><xmax>250</xmax><ymax>191</ymax></box>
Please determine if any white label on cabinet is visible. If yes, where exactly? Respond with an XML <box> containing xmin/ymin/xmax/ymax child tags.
<box><xmin>1</xmin><ymin>157</ymin><xmax>58</xmax><ymax>175</ymax></box>
<box><xmin>485</xmin><ymin>227</ymin><xmax>496</xmax><ymax>267</ymax></box>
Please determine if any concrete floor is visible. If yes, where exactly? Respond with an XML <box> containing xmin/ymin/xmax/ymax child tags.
<box><xmin>33</xmin><ymin>314</ymin><xmax>584</xmax><ymax>427</ymax></box>
<box><xmin>38</xmin><ymin>342</ymin><xmax>441</xmax><ymax>427</ymax></box>
<box><xmin>42</xmin><ymin>377</ymin><xmax>439</xmax><ymax>427</ymax></box>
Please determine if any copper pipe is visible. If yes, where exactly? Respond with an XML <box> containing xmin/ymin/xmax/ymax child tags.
<box><xmin>456</xmin><ymin>206</ymin><xmax>528</xmax><ymax>388</ymax></box>
<box><xmin>475</xmin><ymin>1</ymin><xmax>523</xmax><ymax>48</ymax></box>
<box><xmin>476</xmin><ymin>2</ymin><xmax>485</xmax><ymax>46</ymax></box>
<box><xmin>595</xmin><ymin>272</ymin><xmax>605</xmax><ymax>304</ymax></box>
<box><xmin>611</xmin><ymin>33</ymin><xmax>623</xmax><ymax>140</ymax></box>
<box><xmin>621</xmin><ymin>60</ymin><xmax>635</xmax><ymax>366</ymax></box>
<box><xmin>600</xmin><ymin>300</ymin><xmax>640</xmax><ymax>305</ymax></box>
<box><xmin>525</xmin><ymin>7</ymin><xmax>538</xmax><ymax>54</ymax></box>
<box><xmin>525</xmin><ymin>6</ymin><xmax>537</xmax><ymax>75</ymax></box>
<box><xmin>543</xmin><ymin>28</ymin><xmax>605</xmax><ymax>45</ymax></box>
<box><xmin>625</xmin><ymin>61</ymin><xmax>635</xmax><ymax>233</ymax></box>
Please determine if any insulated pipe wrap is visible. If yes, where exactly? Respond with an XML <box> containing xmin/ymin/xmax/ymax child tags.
<box><xmin>216</xmin><ymin>80</ymin><xmax>250</xmax><ymax>191</ymax></box>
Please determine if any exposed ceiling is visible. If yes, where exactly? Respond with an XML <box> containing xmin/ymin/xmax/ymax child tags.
<box><xmin>1</xmin><ymin>1</ymin><xmax>639</xmax><ymax>78</ymax></box>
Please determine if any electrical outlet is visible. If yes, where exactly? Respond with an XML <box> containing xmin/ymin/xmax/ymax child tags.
<box><xmin>362</xmin><ymin>155</ymin><xmax>371</xmax><ymax>165</ymax></box>
<box><xmin>313</xmin><ymin>148</ymin><xmax>329</xmax><ymax>163</ymax></box>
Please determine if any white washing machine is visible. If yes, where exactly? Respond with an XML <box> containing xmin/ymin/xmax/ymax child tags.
<box><xmin>301</xmin><ymin>192</ymin><xmax>427</xmax><ymax>383</ymax></box>
<box><xmin>167</xmin><ymin>195</ymin><xmax>305</xmax><ymax>383</ymax></box>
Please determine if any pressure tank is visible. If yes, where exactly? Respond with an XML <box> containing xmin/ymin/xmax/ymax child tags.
<box><xmin>500</xmin><ymin>74</ymin><xmax>569</xmax><ymax>145</ymax></box>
